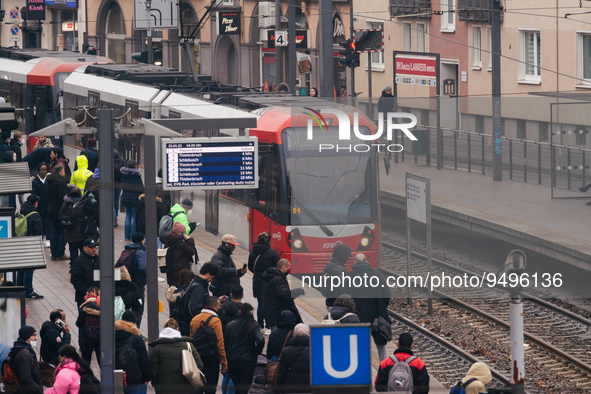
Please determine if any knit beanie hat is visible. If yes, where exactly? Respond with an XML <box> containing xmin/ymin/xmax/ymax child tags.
<box><xmin>132</xmin><ymin>232</ymin><xmax>145</xmax><ymax>244</ymax></box>
<box><xmin>122</xmin><ymin>310</ymin><xmax>137</xmax><ymax>324</ymax></box>
<box><xmin>293</xmin><ymin>323</ymin><xmax>310</xmax><ymax>337</ymax></box>
<box><xmin>180</xmin><ymin>198</ymin><xmax>193</xmax><ymax>209</ymax></box>
<box><xmin>19</xmin><ymin>325</ymin><xmax>36</xmax><ymax>341</ymax></box>
<box><xmin>87</xmin><ymin>138</ymin><xmax>97</xmax><ymax>148</ymax></box>
<box><xmin>173</xmin><ymin>221</ymin><xmax>186</xmax><ymax>234</ymax></box>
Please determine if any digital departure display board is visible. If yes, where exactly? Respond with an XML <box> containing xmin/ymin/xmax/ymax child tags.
<box><xmin>162</xmin><ymin>137</ymin><xmax>258</xmax><ymax>190</ymax></box>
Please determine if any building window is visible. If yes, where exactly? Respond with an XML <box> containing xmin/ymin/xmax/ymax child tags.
<box><xmin>367</xmin><ymin>22</ymin><xmax>384</xmax><ymax>67</ymax></box>
<box><xmin>576</xmin><ymin>127</ymin><xmax>587</xmax><ymax>146</ymax></box>
<box><xmin>538</xmin><ymin>121</ymin><xmax>548</xmax><ymax>142</ymax></box>
<box><xmin>403</xmin><ymin>23</ymin><xmax>412</xmax><ymax>51</ymax></box>
<box><xmin>576</xmin><ymin>32</ymin><xmax>591</xmax><ymax>84</ymax></box>
<box><xmin>517</xmin><ymin>119</ymin><xmax>526</xmax><ymax>139</ymax></box>
<box><xmin>518</xmin><ymin>30</ymin><xmax>541</xmax><ymax>82</ymax></box>
<box><xmin>441</xmin><ymin>0</ymin><xmax>455</xmax><ymax>32</ymax></box>
<box><xmin>487</xmin><ymin>26</ymin><xmax>492</xmax><ymax>69</ymax></box>
<box><xmin>417</xmin><ymin>23</ymin><xmax>426</xmax><ymax>52</ymax></box>
<box><xmin>472</xmin><ymin>26</ymin><xmax>481</xmax><ymax>69</ymax></box>
<box><xmin>105</xmin><ymin>2</ymin><xmax>126</xmax><ymax>64</ymax></box>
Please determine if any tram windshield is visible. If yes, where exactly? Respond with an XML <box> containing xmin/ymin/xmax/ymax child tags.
<box><xmin>282</xmin><ymin>127</ymin><xmax>378</xmax><ymax>226</ymax></box>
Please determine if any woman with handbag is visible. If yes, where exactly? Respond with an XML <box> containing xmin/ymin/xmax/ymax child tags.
<box><xmin>44</xmin><ymin>345</ymin><xmax>93</xmax><ymax>394</ymax></box>
<box><xmin>274</xmin><ymin>324</ymin><xmax>311</xmax><ymax>393</ymax></box>
<box><xmin>224</xmin><ymin>303</ymin><xmax>265</xmax><ymax>394</ymax></box>
<box><xmin>149</xmin><ymin>318</ymin><xmax>202</xmax><ymax>394</ymax></box>
<box><xmin>247</xmin><ymin>232</ymin><xmax>279</xmax><ymax>333</ymax></box>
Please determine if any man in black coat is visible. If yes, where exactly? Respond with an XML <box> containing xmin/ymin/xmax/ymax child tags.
<box><xmin>115</xmin><ymin>311</ymin><xmax>154</xmax><ymax>391</ymax></box>
<box><xmin>113</xmin><ymin>149</ymin><xmax>125</xmax><ymax>227</ymax></box>
<box><xmin>347</xmin><ymin>253</ymin><xmax>391</xmax><ymax>361</ymax></box>
<box><xmin>40</xmin><ymin>309</ymin><xmax>71</xmax><ymax>366</ymax></box>
<box><xmin>247</xmin><ymin>232</ymin><xmax>279</xmax><ymax>330</ymax></box>
<box><xmin>266</xmin><ymin>310</ymin><xmax>297</xmax><ymax>360</ymax></box>
<box><xmin>219</xmin><ymin>284</ymin><xmax>244</xmax><ymax>331</ymax></box>
<box><xmin>70</xmin><ymin>238</ymin><xmax>100</xmax><ymax>307</ymax></box>
<box><xmin>321</xmin><ymin>244</ymin><xmax>352</xmax><ymax>307</ymax></box>
<box><xmin>8</xmin><ymin>131</ymin><xmax>23</xmax><ymax>162</ymax></box>
<box><xmin>7</xmin><ymin>326</ymin><xmax>43</xmax><ymax>394</ymax></box>
<box><xmin>178</xmin><ymin>262</ymin><xmax>220</xmax><ymax>336</ymax></box>
<box><xmin>210</xmin><ymin>234</ymin><xmax>247</xmax><ymax>297</ymax></box>
<box><xmin>16</xmin><ymin>195</ymin><xmax>44</xmax><ymax>299</ymax></box>
<box><xmin>46</xmin><ymin>164</ymin><xmax>70</xmax><ymax>261</ymax></box>
<box><xmin>261</xmin><ymin>259</ymin><xmax>305</xmax><ymax>330</ymax></box>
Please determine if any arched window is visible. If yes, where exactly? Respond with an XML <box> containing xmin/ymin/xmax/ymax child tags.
<box><xmin>105</xmin><ymin>2</ymin><xmax>126</xmax><ymax>63</ymax></box>
<box><xmin>179</xmin><ymin>2</ymin><xmax>200</xmax><ymax>73</ymax></box>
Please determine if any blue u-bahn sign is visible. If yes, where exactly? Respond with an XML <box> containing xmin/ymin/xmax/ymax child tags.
<box><xmin>310</xmin><ymin>324</ymin><xmax>371</xmax><ymax>390</ymax></box>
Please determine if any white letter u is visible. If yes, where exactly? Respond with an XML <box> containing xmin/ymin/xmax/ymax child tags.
<box><xmin>323</xmin><ymin>335</ymin><xmax>358</xmax><ymax>378</ymax></box>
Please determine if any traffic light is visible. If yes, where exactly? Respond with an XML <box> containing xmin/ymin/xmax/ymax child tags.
<box><xmin>153</xmin><ymin>48</ymin><xmax>163</xmax><ymax>66</ymax></box>
<box><xmin>85</xmin><ymin>46</ymin><xmax>97</xmax><ymax>55</ymax></box>
<box><xmin>132</xmin><ymin>51</ymin><xmax>148</xmax><ymax>64</ymax></box>
<box><xmin>339</xmin><ymin>39</ymin><xmax>360</xmax><ymax>68</ymax></box>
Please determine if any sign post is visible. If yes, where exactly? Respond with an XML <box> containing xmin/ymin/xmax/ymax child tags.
<box><xmin>405</xmin><ymin>172</ymin><xmax>432</xmax><ymax>314</ymax></box>
<box><xmin>310</xmin><ymin>324</ymin><xmax>371</xmax><ymax>394</ymax></box>
<box><xmin>9</xmin><ymin>9</ymin><xmax>19</xmax><ymax>25</ymax></box>
<box><xmin>394</xmin><ymin>52</ymin><xmax>441</xmax><ymax>168</ymax></box>
<box><xmin>9</xmin><ymin>25</ymin><xmax>20</xmax><ymax>42</ymax></box>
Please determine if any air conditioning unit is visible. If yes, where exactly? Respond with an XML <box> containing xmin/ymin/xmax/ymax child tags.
<box><xmin>259</xmin><ymin>2</ymin><xmax>276</xmax><ymax>28</ymax></box>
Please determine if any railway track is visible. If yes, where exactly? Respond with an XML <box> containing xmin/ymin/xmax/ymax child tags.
<box><xmin>387</xmin><ymin>308</ymin><xmax>514</xmax><ymax>390</ymax></box>
<box><xmin>380</xmin><ymin>241</ymin><xmax>591</xmax><ymax>392</ymax></box>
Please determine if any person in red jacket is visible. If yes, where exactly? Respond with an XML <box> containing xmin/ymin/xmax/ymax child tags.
<box><xmin>375</xmin><ymin>332</ymin><xmax>430</xmax><ymax>394</ymax></box>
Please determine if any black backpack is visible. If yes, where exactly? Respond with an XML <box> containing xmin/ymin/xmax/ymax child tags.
<box><xmin>116</xmin><ymin>337</ymin><xmax>142</xmax><ymax>385</ymax></box>
<box><xmin>79</xmin><ymin>372</ymin><xmax>101</xmax><ymax>394</ymax></box>
<box><xmin>59</xmin><ymin>196</ymin><xmax>80</xmax><ymax>229</ymax></box>
<box><xmin>192</xmin><ymin>315</ymin><xmax>219</xmax><ymax>358</ymax></box>
<box><xmin>71</xmin><ymin>192</ymin><xmax>90</xmax><ymax>224</ymax></box>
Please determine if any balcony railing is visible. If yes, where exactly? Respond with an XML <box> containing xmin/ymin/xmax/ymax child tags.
<box><xmin>389</xmin><ymin>0</ymin><xmax>432</xmax><ymax>19</ymax></box>
<box><xmin>458</xmin><ymin>0</ymin><xmax>503</xmax><ymax>23</ymax></box>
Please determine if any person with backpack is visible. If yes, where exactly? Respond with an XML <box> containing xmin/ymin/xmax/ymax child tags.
<box><xmin>168</xmin><ymin>197</ymin><xmax>198</xmax><ymax>235</ymax></box>
<box><xmin>76</xmin><ymin>287</ymin><xmax>101</xmax><ymax>366</ymax></box>
<box><xmin>70</xmin><ymin>239</ymin><xmax>100</xmax><ymax>308</ymax></box>
<box><xmin>175</xmin><ymin>263</ymin><xmax>219</xmax><ymax>336</ymax></box>
<box><xmin>166</xmin><ymin>269</ymin><xmax>194</xmax><ymax>320</ymax></box>
<box><xmin>149</xmin><ymin>318</ymin><xmax>202</xmax><ymax>394</ymax></box>
<box><xmin>31</xmin><ymin>162</ymin><xmax>51</xmax><ymax>248</ymax></box>
<box><xmin>70</xmin><ymin>155</ymin><xmax>93</xmax><ymax>191</ymax></box>
<box><xmin>15</xmin><ymin>195</ymin><xmax>44</xmax><ymax>299</ymax></box>
<box><xmin>347</xmin><ymin>253</ymin><xmax>392</xmax><ymax>361</ymax></box>
<box><xmin>61</xmin><ymin>186</ymin><xmax>86</xmax><ymax>265</ymax></box>
<box><xmin>210</xmin><ymin>234</ymin><xmax>247</xmax><ymax>298</ymax></box>
<box><xmin>5</xmin><ymin>326</ymin><xmax>43</xmax><ymax>394</ymax></box>
<box><xmin>117</xmin><ymin>232</ymin><xmax>148</xmax><ymax>326</ymax></box>
<box><xmin>113</xmin><ymin>149</ymin><xmax>125</xmax><ymax>228</ymax></box>
<box><xmin>274</xmin><ymin>323</ymin><xmax>311</xmax><ymax>393</ymax></box>
<box><xmin>322</xmin><ymin>244</ymin><xmax>352</xmax><ymax>307</ymax></box>
<box><xmin>247</xmin><ymin>232</ymin><xmax>279</xmax><ymax>333</ymax></box>
<box><xmin>163</xmin><ymin>222</ymin><xmax>198</xmax><ymax>287</ymax></box>
<box><xmin>78</xmin><ymin>181</ymin><xmax>100</xmax><ymax>241</ymax></box>
<box><xmin>224</xmin><ymin>303</ymin><xmax>265</xmax><ymax>394</ymax></box>
<box><xmin>261</xmin><ymin>259</ymin><xmax>304</xmax><ymax>331</ymax></box>
<box><xmin>375</xmin><ymin>332</ymin><xmax>430</xmax><ymax>394</ymax></box>
<box><xmin>46</xmin><ymin>164</ymin><xmax>70</xmax><ymax>261</ymax></box>
<box><xmin>451</xmin><ymin>362</ymin><xmax>491</xmax><ymax>394</ymax></box>
<box><xmin>190</xmin><ymin>296</ymin><xmax>227</xmax><ymax>394</ymax></box>
<box><xmin>115</xmin><ymin>311</ymin><xmax>153</xmax><ymax>393</ymax></box>
<box><xmin>44</xmin><ymin>344</ymin><xmax>97</xmax><ymax>394</ymax></box>
<box><xmin>323</xmin><ymin>294</ymin><xmax>360</xmax><ymax>324</ymax></box>
<box><xmin>265</xmin><ymin>310</ymin><xmax>297</xmax><ymax>361</ymax></box>
<box><xmin>120</xmin><ymin>159</ymin><xmax>144</xmax><ymax>241</ymax></box>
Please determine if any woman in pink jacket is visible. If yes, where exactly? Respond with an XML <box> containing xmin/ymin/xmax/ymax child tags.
<box><xmin>45</xmin><ymin>345</ymin><xmax>93</xmax><ymax>394</ymax></box>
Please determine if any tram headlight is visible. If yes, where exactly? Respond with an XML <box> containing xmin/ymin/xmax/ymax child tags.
<box><xmin>287</xmin><ymin>228</ymin><xmax>307</xmax><ymax>252</ymax></box>
<box><xmin>357</xmin><ymin>226</ymin><xmax>375</xmax><ymax>250</ymax></box>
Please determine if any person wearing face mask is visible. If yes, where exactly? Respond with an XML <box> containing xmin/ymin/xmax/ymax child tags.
<box><xmin>7</xmin><ymin>325</ymin><xmax>43</xmax><ymax>394</ymax></box>
<box><xmin>163</xmin><ymin>222</ymin><xmax>199</xmax><ymax>288</ymax></box>
<box><xmin>210</xmin><ymin>234</ymin><xmax>247</xmax><ymax>298</ymax></box>
<box><xmin>31</xmin><ymin>163</ymin><xmax>51</xmax><ymax>248</ymax></box>
<box><xmin>261</xmin><ymin>259</ymin><xmax>305</xmax><ymax>332</ymax></box>
<box><xmin>169</xmin><ymin>197</ymin><xmax>198</xmax><ymax>235</ymax></box>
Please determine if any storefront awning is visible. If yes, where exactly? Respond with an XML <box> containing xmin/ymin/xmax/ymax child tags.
<box><xmin>0</xmin><ymin>236</ymin><xmax>47</xmax><ymax>272</ymax></box>
<box><xmin>0</xmin><ymin>163</ymin><xmax>32</xmax><ymax>196</ymax></box>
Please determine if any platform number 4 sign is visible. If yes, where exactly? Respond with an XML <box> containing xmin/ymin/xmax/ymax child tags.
<box><xmin>275</xmin><ymin>30</ymin><xmax>287</xmax><ymax>47</ymax></box>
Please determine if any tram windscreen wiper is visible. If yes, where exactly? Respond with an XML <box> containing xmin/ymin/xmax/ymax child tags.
<box><xmin>291</xmin><ymin>196</ymin><xmax>334</xmax><ymax>237</ymax></box>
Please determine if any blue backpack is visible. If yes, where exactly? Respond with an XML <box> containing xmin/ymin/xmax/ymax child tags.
<box><xmin>449</xmin><ymin>378</ymin><xmax>478</xmax><ymax>394</ymax></box>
